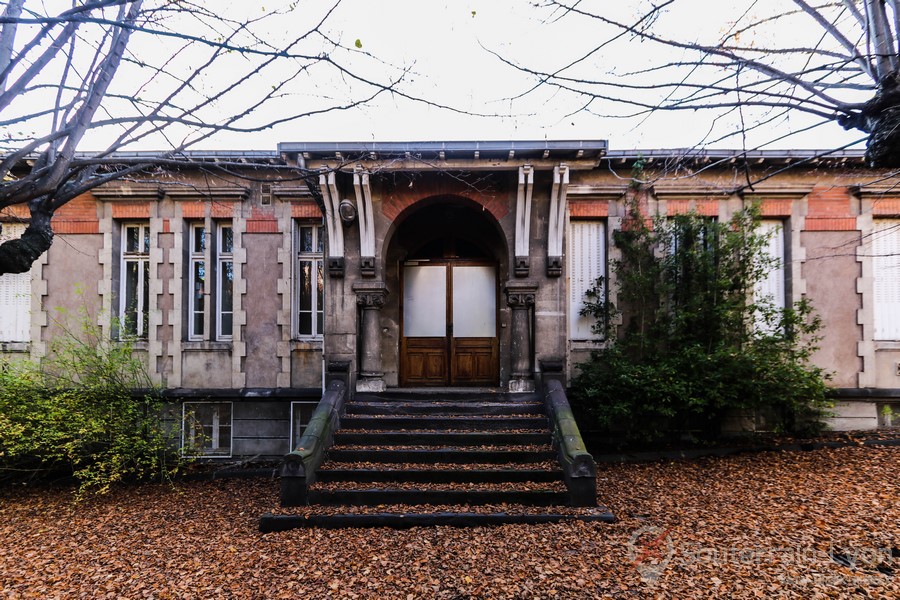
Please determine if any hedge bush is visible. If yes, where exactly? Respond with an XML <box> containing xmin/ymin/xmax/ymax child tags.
<box><xmin>571</xmin><ymin>201</ymin><xmax>831</xmax><ymax>441</ymax></box>
<box><xmin>0</xmin><ymin>309</ymin><xmax>181</xmax><ymax>497</ymax></box>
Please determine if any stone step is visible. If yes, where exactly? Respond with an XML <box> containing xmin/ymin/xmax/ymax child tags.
<box><xmin>333</xmin><ymin>431</ymin><xmax>551</xmax><ymax>446</ymax></box>
<box><xmin>345</xmin><ymin>401</ymin><xmax>544</xmax><ymax>416</ymax></box>
<box><xmin>260</xmin><ymin>511</ymin><xmax>616</xmax><ymax>531</ymax></box>
<box><xmin>341</xmin><ymin>415</ymin><xmax>549</xmax><ymax>431</ymax></box>
<box><xmin>328</xmin><ymin>448</ymin><xmax>557</xmax><ymax>464</ymax></box>
<box><xmin>307</xmin><ymin>488</ymin><xmax>570</xmax><ymax>506</ymax></box>
<box><xmin>355</xmin><ymin>391</ymin><xmax>541</xmax><ymax>403</ymax></box>
<box><xmin>316</xmin><ymin>468</ymin><xmax>564</xmax><ymax>484</ymax></box>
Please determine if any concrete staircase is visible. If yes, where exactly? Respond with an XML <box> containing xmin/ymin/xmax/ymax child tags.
<box><xmin>262</xmin><ymin>389</ymin><xmax>615</xmax><ymax>529</ymax></box>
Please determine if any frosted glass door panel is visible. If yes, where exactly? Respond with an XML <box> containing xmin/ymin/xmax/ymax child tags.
<box><xmin>452</xmin><ymin>266</ymin><xmax>496</xmax><ymax>338</ymax></box>
<box><xmin>403</xmin><ymin>265</ymin><xmax>446</xmax><ymax>337</ymax></box>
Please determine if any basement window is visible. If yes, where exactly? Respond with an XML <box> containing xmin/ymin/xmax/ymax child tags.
<box><xmin>182</xmin><ymin>402</ymin><xmax>233</xmax><ymax>458</ymax></box>
<box><xmin>289</xmin><ymin>401</ymin><xmax>318</xmax><ymax>451</ymax></box>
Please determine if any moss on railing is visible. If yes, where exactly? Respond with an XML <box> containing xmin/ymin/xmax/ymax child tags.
<box><xmin>543</xmin><ymin>379</ymin><xmax>597</xmax><ymax>507</ymax></box>
<box><xmin>279</xmin><ymin>380</ymin><xmax>346</xmax><ymax>506</ymax></box>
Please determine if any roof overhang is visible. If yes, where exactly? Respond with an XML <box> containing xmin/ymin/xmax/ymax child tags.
<box><xmin>604</xmin><ymin>148</ymin><xmax>867</xmax><ymax>167</ymax></box>
<box><xmin>278</xmin><ymin>140</ymin><xmax>608</xmax><ymax>171</ymax></box>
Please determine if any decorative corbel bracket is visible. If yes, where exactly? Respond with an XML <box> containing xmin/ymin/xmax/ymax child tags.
<box><xmin>547</xmin><ymin>164</ymin><xmax>569</xmax><ymax>277</ymax></box>
<box><xmin>353</xmin><ymin>170</ymin><xmax>376</xmax><ymax>277</ymax></box>
<box><xmin>515</xmin><ymin>165</ymin><xmax>534</xmax><ymax>277</ymax></box>
<box><xmin>319</xmin><ymin>171</ymin><xmax>345</xmax><ymax>277</ymax></box>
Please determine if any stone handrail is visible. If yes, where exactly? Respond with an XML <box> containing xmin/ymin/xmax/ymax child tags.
<box><xmin>543</xmin><ymin>378</ymin><xmax>597</xmax><ymax>506</ymax></box>
<box><xmin>279</xmin><ymin>379</ymin><xmax>347</xmax><ymax>506</ymax></box>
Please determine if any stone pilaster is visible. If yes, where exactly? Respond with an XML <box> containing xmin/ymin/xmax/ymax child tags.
<box><xmin>353</xmin><ymin>281</ymin><xmax>388</xmax><ymax>392</ymax></box>
<box><xmin>505</xmin><ymin>281</ymin><xmax>538</xmax><ymax>392</ymax></box>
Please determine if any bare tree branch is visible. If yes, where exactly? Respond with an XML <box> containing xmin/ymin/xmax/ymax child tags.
<box><xmin>494</xmin><ymin>0</ymin><xmax>900</xmax><ymax>166</ymax></box>
<box><xmin>0</xmin><ymin>0</ymin><xmax>459</xmax><ymax>275</ymax></box>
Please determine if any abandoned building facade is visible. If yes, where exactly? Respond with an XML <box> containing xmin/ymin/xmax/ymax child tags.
<box><xmin>1</xmin><ymin>141</ymin><xmax>899</xmax><ymax>458</ymax></box>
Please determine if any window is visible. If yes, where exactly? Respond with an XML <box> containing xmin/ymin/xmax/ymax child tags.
<box><xmin>753</xmin><ymin>220</ymin><xmax>786</xmax><ymax>331</ymax></box>
<box><xmin>873</xmin><ymin>219</ymin><xmax>900</xmax><ymax>340</ymax></box>
<box><xmin>667</xmin><ymin>216</ymin><xmax>715</xmax><ymax>255</ymax></box>
<box><xmin>0</xmin><ymin>222</ymin><xmax>31</xmax><ymax>342</ymax></box>
<box><xmin>121</xmin><ymin>223</ymin><xmax>150</xmax><ymax>339</ymax></box>
<box><xmin>296</xmin><ymin>223</ymin><xmax>325</xmax><ymax>338</ymax></box>
<box><xmin>567</xmin><ymin>220</ymin><xmax>606</xmax><ymax>340</ymax></box>
<box><xmin>217</xmin><ymin>224</ymin><xmax>234</xmax><ymax>340</ymax></box>
<box><xmin>188</xmin><ymin>224</ymin><xmax>206</xmax><ymax>340</ymax></box>
<box><xmin>182</xmin><ymin>402</ymin><xmax>232</xmax><ymax>457</ymax></box>
<box><xmin>290</xmin><ymin>401</ymin><xmax>318</xmax><ymax>451</ymax></box>
<box><xmin>187</xmin><ymin>222</ymin><xmax>235</xmax><ymax>341</ymax></box>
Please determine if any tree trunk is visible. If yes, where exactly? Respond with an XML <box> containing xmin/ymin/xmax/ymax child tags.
<box><xmin>0</xmin><ymin>207</ymin><xmax>53</xmax><ymax>276</ymax></box>
<box><xmin>864</xmin><ymin>74</ymin><xmax>900</xmax><ymax>167</ymax></box>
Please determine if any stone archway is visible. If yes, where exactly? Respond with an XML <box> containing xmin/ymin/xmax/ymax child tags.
<box><xmin>381</xmin><ymin>197</ymin><xmax>510</xmax><ymax>388</ymax></box>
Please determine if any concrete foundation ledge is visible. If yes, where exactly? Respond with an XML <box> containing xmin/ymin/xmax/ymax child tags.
<box><xmin>828</xmin><ymin>401</ymin><xmax>879</xmax><ymax>431</ymax></box>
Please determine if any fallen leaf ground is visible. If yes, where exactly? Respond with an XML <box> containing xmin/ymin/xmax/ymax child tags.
<box><xmin>1</xmin><ymin>445</ymin><xmax>898</xmax><ymax>599</ymax></box>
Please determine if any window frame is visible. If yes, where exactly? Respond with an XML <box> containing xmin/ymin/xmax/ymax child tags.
<box><xmin>294</xmin><ymin>221</ymin><xmax>325</xmax><ymax>339</ymax></box>
<box><xmin>289</xmin><ymin>400</ymin><xmax>319</xmax><ymax>451</ymax></box>
<box><xmin>119</xmin><ymin>222</ymin><xmax>151</xmax><ymax>340</ymax></box>
<box><xmin>567</xmin><ymin>219</ymin><xmax>607</xmax><ymax>342</ymax></box>
<box><xmin>0</xmin><ymin>222</ymin><xmax>31</xmax><ymax>343</ymax></box>
<box><xmin>181</xmin><ymin>401</ymin><xmax>233</xmax><ymax>458</ymax></box>
<box><xmin>216</xmin><ymin>223</ymin><xmax>234</xmax><ymax>341</ymax></box>
<box><xmin>187</xmin><ymin>223</ymin><xmax>207</xmax><ymax>341</ymax></box>
<box><xmin>873</xmin><ymin>218</ymin><xmax>900</xmax><ymax>341</ymax></box>
<box><xmin>753</xmin><ymin>220</ymin><xmax>787</xmax><ymax>332</ymax></box>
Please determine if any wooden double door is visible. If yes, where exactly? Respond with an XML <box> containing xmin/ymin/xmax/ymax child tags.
<box><xmin>400</xmin><ymin>260</ymin><xmax>499</xmax><ymax>386</ymax></box>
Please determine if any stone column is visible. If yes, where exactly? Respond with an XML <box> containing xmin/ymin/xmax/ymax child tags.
<box><xmin>353</xmin><ymin>281</ymin><xmax>388</xmax><ymax>392</ymax></box>
<box><xmin>505</xmin><ymin>281</ymin><xmax>538</xmax><ymax>393</ymax></box>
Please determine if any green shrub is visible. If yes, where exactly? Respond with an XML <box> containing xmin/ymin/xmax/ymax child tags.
<box><xmin>0</xmin><ymin>307</ymin><xmax>182</xmax><ymax>497</ymax></box>
<box><xmin>571</xmin><ymin>201</ymin><xmax>831</xmax><ymax>441</ymax></box>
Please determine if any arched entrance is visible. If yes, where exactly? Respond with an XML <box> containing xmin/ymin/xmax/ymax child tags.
<box><xmin>384</xmin><ymin>198</ymin><xmax>507</xmax><ymax>387</ymax></box>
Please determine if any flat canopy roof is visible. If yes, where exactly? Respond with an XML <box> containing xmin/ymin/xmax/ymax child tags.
<box><xmin>277</xmin><ymin>140</ymin><xmax>608</xmax><ymax>161</ymax></box>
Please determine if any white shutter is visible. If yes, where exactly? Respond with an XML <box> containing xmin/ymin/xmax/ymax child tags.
<box><xmin>754</xmin><ymin>220</ymin><xmax>786</xmax><ymax>311</ymax></box>
<box><xmin>873</xmin><ymin>219</ymin><xmax>900</xmax><ymax>340</ymax></box>
<box><xmin>567</xmin><ymin>220</ymin><xmax>606</xmax><ymax>340</ymax></box>
<box><xmin>0</xmin><ymin>223</ymin><xmax>31</xmax><ymax>342</ymax></box>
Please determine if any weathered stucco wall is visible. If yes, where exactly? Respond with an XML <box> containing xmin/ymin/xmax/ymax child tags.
<box><xmin>43</xmin><ymin>233</ymin><xmax>104</xmax><ymax>342</ymax></box>
<box><xmin>242</xmin><ymin>233</ymin><xmax>283</xmax><ymax>388</ymax></box>
<box><xmin>803</xmin><ymin>231</ymin><xmax>863</xmax><ymax>387</ymax></box>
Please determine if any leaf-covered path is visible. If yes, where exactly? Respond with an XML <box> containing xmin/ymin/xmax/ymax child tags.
<box><xmin>2</xmin><ymin>445</ymin><xmax>898</xmax><ymax>598</ymax></box>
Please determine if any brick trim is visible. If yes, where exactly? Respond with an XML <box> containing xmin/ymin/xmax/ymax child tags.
<box><xmin>0</xmin><ymin>205</ymin><xmax>29</xmax><ymax>219</ymax></box>
<box><xmin>179</xmin><ymin>201</ymin><xmax>238</xmax><ymax>219</ymax></box>
<box><xmin>804</xmin><ymin>217</ymin><xmax>858</xmax><ymax>231</ymax></box>
<box><xmin>569</xmin><ymin>200</ymin><xmax>608</xmax><ymax>218</ymax></box>
<box><xmin>291</xmin><ymin>201</ymin><xmax>320</xmax><ymax>218</ymax></box>
<box><xmin>245</xmin><ymin>220</ymin><xmax>280</xmax><ymax>234</ymax></box>
<box><xmin>662</xmin><ymin>199</ymin><xmax>718</xmax><ymax>216</ymax></box>
<box><xmin>758</xmin><ymin>199</ymin><xmax>792</xmax><ymax>217</ymax></box>
<box><xmin>382</xmin><ymin>188</ymin><xmax>509</xmax><ymax>222</ymax></box>
<box><xmin>111</xmin><ymin>202</ymin><xmax>151</xmax><ymax>219</ymax></box>
<box><xmin>808</xmin><ymin>185</ymin><xmax>852</xmax><ymax>218</ymax></box>
<box><xmin>871</xmin><ymin>198</ymin><xmax>900</xmax><ymax>216</ymax></box>
<box><xmin>53</xmin><ymin>221</ymin><xmax>100</xmax><ymax>234</ymax></box>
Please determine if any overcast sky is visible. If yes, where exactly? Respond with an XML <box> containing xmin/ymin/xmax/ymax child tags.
<box><xmin>248</xmin><ymin>0</ymin><xmax>865</xmax><ymax>153</ymax></box>
<box><xmin>11</xmin><ymin>0</ymin><xmax>869</xmax><ymax>153</ymax></box>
